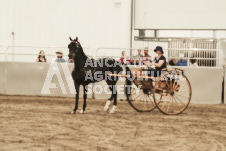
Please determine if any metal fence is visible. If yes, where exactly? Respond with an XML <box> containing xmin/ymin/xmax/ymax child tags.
<box><xmin>95</xmin><ymin>47</ymin><xmax>222</xmax><ymax>67</ymax></box>
<box><xmin>0</xmin><ymin>46</ymin><xmax>91</xmax><ymax>62</ymax></box>
<box><xmin>0</xmin><ymin>45</ymin><xmax>223</xmax><ymax>67</ymax></box>
<box><xmin>169</xmin><ymin>39</ymin><xmax>218</xmax><ymax>67</ymax></box>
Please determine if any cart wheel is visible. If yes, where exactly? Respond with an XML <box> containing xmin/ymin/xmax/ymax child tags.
<box><xmin>153</xmin><ymin>71</ymin><xmax>192</xmax><ymax>115</ymax></box>
<box><xmin>126</xmin><ymin>80</ymin><xmax>157</xmax><ymax>112</ymax></box>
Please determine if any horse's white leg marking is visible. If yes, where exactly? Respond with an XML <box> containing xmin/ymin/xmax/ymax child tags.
<box><xmin>80</xmin><ymin>109</ymin><xmax>84</xmax><ymax>114</ymax></box>
<box><xmin>109</xmin><ymin>105</ymin><xmax>117</xmax><ymax>114</ymax></box>
<box><xmin>104</xmin><ymin>100</ymin><xmax>111</xmax><ymax>111</ymax></box>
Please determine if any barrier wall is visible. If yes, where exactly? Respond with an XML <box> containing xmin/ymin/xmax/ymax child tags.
<box><xmin>173</xmin><ymin>67</ymin><xmax>223</xmax><ymax>104</ymax></box>
<box><xmin>0</xmin><ymin>62</ymin><xmax>92</xmax><ymax>98</ymax></box>
<box><xmin>94</xmin><ymin>66</ymin><xmax>223</xmax><ymax>104</ymax></box>
<box><xmin>0</xmin><ymin>62</ymin><xmax>223</xmax><ymax>104</ymax></box>
<box><xmin>0</xmin><ymin>62</ymin><xmax>5</xmax><ymax>94</ymax></box>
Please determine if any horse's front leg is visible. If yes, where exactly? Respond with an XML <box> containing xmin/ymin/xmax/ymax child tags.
<box><xmin>80</xmin><ymin>85</ymin><xmax>87</xmax><ymax>114</ymax></box>
<box><xmin>71</xmin><ymin>83</ymin><xmax>80</xmax><ymax>114</ymax></box>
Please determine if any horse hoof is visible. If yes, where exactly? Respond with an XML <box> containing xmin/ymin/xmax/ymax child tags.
<box><xmin>109</xmin><ymin>105</ymin><xmax>117</xmax><ymax>114</ymax></box>
<box><xmin>104</xmin><ymin>100</ymin><xmax>111</xmax><ymax>112</ymax></box>
<box><xmin>80</xmin><ymin>110</ymin><xmax>85</xmax><ymax>114</ymax></box>
<box><xmin>71</xmin><ymin>110</ymin><xmax>76</xmax><ymax>114</ymax></box>
<box><xmin>104</xmin><ymin>107</ymin><xmax>109</xmax><ymax>111</ymax></box>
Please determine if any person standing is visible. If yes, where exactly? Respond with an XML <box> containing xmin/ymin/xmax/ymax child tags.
<box><xmin>190</xmin><ymin>58</ymin><xmax>198</xmax><ymax>67</ymax></box>
<box><xmin>118</xmin><ymin>50</ymin><xmax>130</xmax><ymax>64</ymax></box>
<box><xmin>176</xmin><ymin>54</ymin><xmax>188</xmax><ymax>66</ymax></box>
<box><xmin>55</xmin><ymin>50</ymin><xmax>65</xmax><ymax>63</ymax></box>
<box><xmin>136</xmin><ymin>49</ymin><xmax>143</xmax><ymax>57</ymax></box>
<box><xmin>168</xmin><ymin>56</ymin><xmax>177</xmax><ymax>66</ymax></box>
<box><xmin>36</xmin><ymin>50</ymin><xmax>47</xmax><ymax>62</ymax></box>
<box><xmin>134</xmin><ymin>49</ymin><xmax>143</xmax><ymax>65</ymax></box>
<box><xmin>142</xmin><ymin>47</ymin><xmax>152</xmax><ymax>64</ymax></box>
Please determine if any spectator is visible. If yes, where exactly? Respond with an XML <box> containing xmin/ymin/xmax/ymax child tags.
<box><xmin>176</xmin><ymin>54</ymin><xmax>188</xmax><ymax>66</ymax></box>
<box><xmin>134</xmin><ymin>49</ymin><xmax>143</xmax><ymax>65</ymax></box>
<box><xmin>168</xmin><ymin>56</ymin><xmax>177</xmax><ymax>66</ymax></box>
<box><xmin>190</xmin><ymin>58</ymin><xmax>198</xmax><ymax>67</ymax></box>
<box><xmin>136</xmin><ymin>49</ymin><xmax>143</xmax><ymax>57</ymax></box>
<box><xmin>143</xmin><ymin>47</ymin><xmax>151</xmax><ymax>62</ymax></box>
<box><xmin>55</xmin><ymin>50</ymin><xmax>65</xmax><ymax>63</ymax></box>
<box><xmin>36</xmin><ymin>50</ymin><xmax>47</xmax><ymax>62</ymax></box>
<box><xmin>118</xmin><ymin>51</ymin><xmax>130</xmax><ymax>64</ymax></box>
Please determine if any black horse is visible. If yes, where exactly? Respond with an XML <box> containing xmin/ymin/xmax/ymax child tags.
<box><xmin>68</xmin><ymin>37</ymin><xmax>123</xmax><ymax>114</ymax></box>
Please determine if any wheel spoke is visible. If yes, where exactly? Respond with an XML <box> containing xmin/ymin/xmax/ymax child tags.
<box><xmin>148</xmin><ymin>95</ymin><xmax>155</xmax><ymax>106</ymax></box>
<box><xmin>137</xmin><ymin>94</ymin><xmax>144</xmax><ymax>108</ymax></box>
<box><xmin>173</xmin><ymin>96</ymin><xmax>181</xmax><ymax>111</ymax></box>
<box><xmin>174</xmin><ymin>95</ymin><xmax>186</xmax><ymax>106</ymax></box>
<box><xmin>176</xmin><ymin>89</ymin><xmax>190</xmax><ymax>92</ymax></box>
<box><xmin>172</xmin><ymin>96</ymin><xmax>175</xmax><ymax>113</ymax></box>
<box><xmin>160</xmin><ymin>95</ymin><xmax>170</xmax><ymax>110</ymax></box>
<box><xmin>172</xmin><ymin>78</ymin><xmax>177</xmax><ymax>90</ymax></box>
<box><xmin>164</xmin><ymin>79</ymin><xmax>170</xmax><ymax>90</ymax></box>
<box><xmin>146</xmin><ymin>95</ymin><xmax>150</xmax><ymax>109</ymax></box>
<box><xmin>166</xmin><ymin>96</ymin><xmax>171</xmax><ymax>113</ymax></box>
<box><xmin>175</xmin><ymin>93</ymin><xmax>190</xmax><ymax>99</ymax></box>
<box><xmin>133</xmin><ymin>93</ymin><xmax>142</xmax><ymax>100</ymax></box>
<box><xmin>175</xmin><ymin>81</ymin><xmax>187</xmax><ymax>90</ymax></box>
<box><xmin>131</xmin><ymin>89</ymin><xmax>139</xmax><ymax>95</ymax></box>
<box><xmin>169</xmin><ymin>73</ymin><xmax>173</xmax><ymax>91</ymax></box>
<box><xmin>142</xmin><ymin>95</ymin><xmax>146</xmax><ymax>111</ymax></box>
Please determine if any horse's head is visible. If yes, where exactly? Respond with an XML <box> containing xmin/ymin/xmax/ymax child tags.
<box><xmin>68</xmin><ymin>36</ymin><xmax>82</xmax><ymax>59</ymax></box>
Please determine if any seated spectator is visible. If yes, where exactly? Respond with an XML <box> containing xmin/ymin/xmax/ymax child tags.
<box><xmin>55</xmin><ymin>50</ymin><xmax>65</xmax><ymax>63</ymax></box>
<box><xmin>134</xmin><ymin>49</ymin><xmax>143</xmax><ymax>65</ymax></box>
<box><xmin>190</xmin><ymin>58</ymin><xmax>198</xmax><ymax>67</ymax></box>
<box><xmin>118</xmin><ymin>51</ymin><xmax>130</xmax><ymax>64</ymax></box>
<box><xmin>176</xmin><ymin>54</ymin><xmax>187</xmax><ymax>66</ymax></box>
<box><xmin>36</xmin><ymin>50</ymin><xmax>47</xmax><ymax>62</ymax></box>
<box><xmin>136</xmin><ymin>49</ymin><xmax>143</xmax><ymax>57</ymax></box>
<box><xmin>142</xmin><ymin>47</ymin><xmax>151</xmax><ymax>63</ymax></box>
<box><xmin>168</xmin><ymin>56</ymin><xmax>177</xmax><ymax>66</ymax></box>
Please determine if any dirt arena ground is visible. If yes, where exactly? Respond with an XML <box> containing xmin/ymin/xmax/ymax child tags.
<box><xmin>0</xmin><ymin>95</ymin><xmax>226</xmax><ymax>151</ymax></box>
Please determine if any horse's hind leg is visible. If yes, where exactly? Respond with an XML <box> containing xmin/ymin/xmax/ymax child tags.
<box><xmin>109</xmin><ymin>84</ymin><xmax>117</xmax><ymax>114</ymax></box>
<box><xmin>80</xmin><ymin>84</ymin><xmax>87</xmax><ymax>114</ymax></box>
<box><xmin>72</xmin><ymin>83</ymin><xmax>80</xmax><ymax>114</ymax></box>
<box><xmin>104</xmin><ymin>81</ymin><xmax>115</xmax><ymax>111</ymax></box>
<box><xmin>103</xmin><ymin>85</ymin><xmax>112</xmax><ymax>111</ymax></box>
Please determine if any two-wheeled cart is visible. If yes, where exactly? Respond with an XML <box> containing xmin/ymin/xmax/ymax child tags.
<box><xmin>108</xmin><ymin>67</ymin><xmax>192</xmax><ymax>115</ymax></box>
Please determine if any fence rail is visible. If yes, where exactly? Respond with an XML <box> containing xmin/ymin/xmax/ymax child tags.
<box><xmin>95</xmin><ymin>47</ymin><xmax>222</xmax><ymax>67</ymax></box>
<box><xmin>0</xmin><ymin>46</ymin><xmax>91</xmax><ymax>62</ymax></box>
<box><xmin>0</xmin><ymin>45</ymin><xmax>223</xmax><ymax>67</ymax></box>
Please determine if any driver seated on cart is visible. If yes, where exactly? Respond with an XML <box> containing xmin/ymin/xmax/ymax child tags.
<box><xmin>144</xmin><ymin>46</ymin><xmax>167</xmax><ymax>77</ymax></box>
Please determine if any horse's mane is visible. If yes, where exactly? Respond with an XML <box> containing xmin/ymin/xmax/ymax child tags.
<box><xmin>79</xmin><ymin>45</ymin><xmax>88</xmax><ymax>59</ymax></box>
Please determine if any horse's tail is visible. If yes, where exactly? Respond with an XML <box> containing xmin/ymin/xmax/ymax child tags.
<box><xmin>124</xmin><ymin>64</ymin><xmax>131</xmax><ymax>77</ymax></box>
<box><xmin>123</xmin><ymin>65</ymin><xmax>132</xmax><ymax>100</ymax></box>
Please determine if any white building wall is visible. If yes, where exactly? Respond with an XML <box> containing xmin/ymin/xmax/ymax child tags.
<box><xmin>135</xmin><ymin>0</ymin><xmax>226</xmax><ymax>29</ymax></box>
<box><xmin>0</xmin><ymin>0</ymin><xmax>131</xmax><ymax>58</ymax></box>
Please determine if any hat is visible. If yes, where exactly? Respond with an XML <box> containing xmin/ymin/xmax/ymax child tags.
<box><xmin>154</xmin><ymin>46</ymin><xmax>164</xmax><ymax>54</ymax></box>
<box><xmin>56</xmin><ymin>50</ymin><xmax>63</xmax><ymax>54</ymax></box>
<box><xmin>179</xmin><ymin>53</ymin><xmax>185</xmax><ymax>58</ymax></box>
<box><xmin>144</xmin><ymin>47</ymin><xmax>149</xmax><ymax>51</ymax></box>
